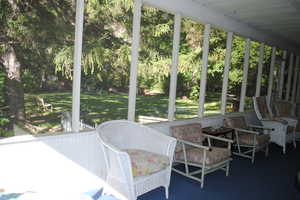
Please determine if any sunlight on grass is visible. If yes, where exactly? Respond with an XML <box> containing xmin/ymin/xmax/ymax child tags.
<box><xmin>24</xmin><ymin>91</ymin><xmax>225</xmax><ymax>133</ymax></box>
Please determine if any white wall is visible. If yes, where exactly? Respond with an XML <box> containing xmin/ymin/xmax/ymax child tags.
<box><xmin>148</xmin><ymin>111</ymin><xmax>260</xmax><ymax>135</ymax></box>
<box><xmin>0</xmin><ymin>131</ymin><xmax>108</xmax><ymax>196</ymax></box>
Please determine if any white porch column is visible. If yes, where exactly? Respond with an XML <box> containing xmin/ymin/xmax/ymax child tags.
<box><xmin>72</xmin><ymin>0</ymin><xmax>85</xmax><ymax>132</ymax></box>
<box><xmin>292</xmin><ymin>56</ymin><xmax>300</xmax><ymax>102</ymax></box>
<box><xmin>278</xmin><ymin>50</ymin><xmax>287</xmax><ymax>99</ymax></box>
<box><xmin>296</xmin><ymin>59</ymin><xmax>300</xmax><ymax>102</ymax></box>
<box><xmin>285</xmin><ymin>53</ymin><xmax>294</xmax><ymax>101</ymax></box>
<box><xmin>198</xmin><ymin>24</ymin><xmax>211</xmax><ymax>118</ymax></box>
<box><xmin>255</xmin><ymin>43</ymin><xmax>264</xmax><ymax>97</ymax></box>
<box><xmin>168</xmin><ymin>14</ymin><xmax>181</xmax><ymax>121</ymax></box>
<box><xmin>221</xmin><ymin>32</ymin><xmax>233</xmax><ymax>114</ymax></box>
<box><xmin>239</xmin><ymin>38</ymin><xmax>251</xmax><ymax>112</ymax></box>
<box><xmin>128</xmin><ymin>0</ymin><xmax>142</xmax><ymax>121</ymax></box>
<box><xmin>267</xmin><ymin>47</ymin><xmax>276</xmax><ymax>104</ymax></box>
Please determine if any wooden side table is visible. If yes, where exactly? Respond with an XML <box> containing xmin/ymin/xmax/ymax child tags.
<box><xmin>202</xmin><ymin>127</ymin><xmax>234</xmax><ymax>137</ymax></box>
<box><xmin>202</xmin><ymin>127</ymin><xmax>234</xmax><ymax>147</ymax></box>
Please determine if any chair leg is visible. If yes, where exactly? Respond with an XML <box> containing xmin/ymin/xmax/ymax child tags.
<box><xmin>293</xmin><ymin>129</ymin><xmax>297</xmax><ymax>148</ymax></box>
<box><xmin>235</xmin><ymin>132</ymin><xmax>241</xmax><ymax>154</ymax></box>
<box><xmin>265</xmin><ymin>144</ymin><xmax>269</xmax><ymax>157</ymax></box>
<box><xmin>251</xmin><ymin>145</ymin><xmax>256</xmax><ymax>164</ymax></box>
<box><xmin>226</xmin><ymin>162</ymin><xmax>230</xmax><ymax>176</ymax></box>
<box><xmin>201</xmin><ymin>164</ymin><xmax>205</xmax><ymax>188</ymax></box>
<box><xmin>164</xmin><ymin>186</ymin><xmax>169</xmax><ymax>199</ymax></box>
<box><xmin>283</xmin><ymin>144</ymin><xmax>286</xmax><ymax>154</ymax></box>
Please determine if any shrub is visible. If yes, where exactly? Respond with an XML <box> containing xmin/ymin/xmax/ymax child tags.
<box><xmin>162</xmin><ymin>73</ymin><xmax>200</xmax><ymax>100</ymax></box>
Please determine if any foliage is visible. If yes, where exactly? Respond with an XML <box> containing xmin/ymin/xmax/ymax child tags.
<box><xmin>1</xmin><ymin>0</ymin><xmax>274</xmax><ymax>96</ymax></box>
<box><xmin>162</xmin><ymin>73</ymin><xmax>200</xmax><ymax>100</ymax></box>
<box><xmin>0</xmin><ymin>0</ymin><xmax>277</xmax><ymax>135</ymax></box>
<box><xmin>0</xmin><ymin>67</ymin><xmax>11</xmax><ymax>136</ymax></box>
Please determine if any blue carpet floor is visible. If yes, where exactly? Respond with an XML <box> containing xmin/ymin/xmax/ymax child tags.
<box><xmin>139</xmin><ymin>142</ymin><xmax>300</xmax><ymax>200</ymax></box>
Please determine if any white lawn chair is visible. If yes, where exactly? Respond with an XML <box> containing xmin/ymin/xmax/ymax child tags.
<box><xmin>274</xmin><ymin>100</ymin><xmax>300</xmax><ymax>141</ymax></box>
<box><xmin>36</xmin><ymin>96</ymin><xmax>53</xmax><ymax>112</ymax></box>
<box><xmin>253</xmin><ymin>96</ymin><xmax>296</xmax><ymax>153</ymax></box>
<box><xmin>97</xmin><ymin>120</ymin><xmax>176</xmax><ymax>200</ymax></box>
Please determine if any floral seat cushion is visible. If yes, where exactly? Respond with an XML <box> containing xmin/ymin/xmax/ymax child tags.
<box><xmin>175</xmin><ymin>147</ymin><xmax>231</xmax><ymax>166</ymax></box>
<box><xmin>238</xmin><ymin>133</ymin><xmax>270</xmax><ymax>146</ymax></box>
<box><xmin>123</xmin><ymin>149</ymin><xmax>169</xmax><ymax>177</ymax></box>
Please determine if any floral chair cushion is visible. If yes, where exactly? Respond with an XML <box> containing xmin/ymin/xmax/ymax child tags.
<box><xmin>175</xmin><ymin>147</ymin><xmax>231</xmax><ymax>166</ymax></box>
<box><xmin>123</xmin><ymin>149</ymin><xmax>169</xmax><ymax>177</ymax></box>
<box><xmin>275</xmin><ymin>101</ymin><xmax>294</xmax><ymax>117</ymax></box>
<box><xmin>171</xmin><ymin>123</ymin><xmax>203</xmax><ymax>153</ymax></box>
<box><xmin>238</xmin><ymin>133</ymin><xmax>270</xmax><ymax>146</ymax></box>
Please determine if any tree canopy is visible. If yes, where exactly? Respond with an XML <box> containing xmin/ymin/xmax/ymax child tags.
<box><xmin>0</xmin><ymin>0</ymin><xmax>278</xmax><ymax>135</ymax></box>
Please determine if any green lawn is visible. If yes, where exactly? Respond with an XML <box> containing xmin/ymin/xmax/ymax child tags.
<box><xmin>24</xmin><ymin>91</ymin><xmax>252</xmax><ymax>134</ymax></box>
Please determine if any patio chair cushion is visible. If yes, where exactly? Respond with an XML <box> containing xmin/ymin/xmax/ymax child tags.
<box><xmin>123</xmin><ymin>149</ymin><xmax>169</xmax><ymax>177</ymax></box>
<box><xmin>276</xmin><ymin>101</ymin><xmax>293</xmax><ymax>117</ymax></box>
<box><xmin>175</xmin><ymin>147</ymin><xmax>231</xmax><ymax>166</ymax></box>
<box><xmin>171</xmin><ymin>123</ymin><xmax>203</xmax><ymax>153</ymax></box>
<box><xmin>225</xmin><ymin>116</ymin><xmax>270</xmax><ymax>146</ymax></box>
<box><xmin>238</xmin><ymin>133</ymin><xmax>270</xmax><ymax>146</ymax></box>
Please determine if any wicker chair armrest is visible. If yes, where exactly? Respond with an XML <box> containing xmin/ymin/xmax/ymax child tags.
<box><xmin>261</xmin><ymin>119</ymin><xmax>286</xmax><ymax>125</ymax></box>
<box><xmin>138</xmin><ymin>128</ymin><xmax>177</xmax><ymax>157</ymax></box>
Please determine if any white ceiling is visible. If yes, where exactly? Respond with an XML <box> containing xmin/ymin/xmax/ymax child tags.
<box><xmin>193</xmin><ymin>0</ymin><xmax>300</xmax><ymax>49</ymax></box>
<box><xmin>144</xmin><ymin>0</ymin><xmax>300</xmax><ymax>54</ymax></box>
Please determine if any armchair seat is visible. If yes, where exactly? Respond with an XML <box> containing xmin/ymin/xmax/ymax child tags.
<box><xmin>123</xmin><ymin>149</ymin><xmax>169</xmax><ymax>177</ymax></box>
<box><xmin>238</xmin><ymin>133</ymin><xmax>270</xmax><ymax>146</ymax></box>
<box><xmin>175</xmin><ymin>147</ymin><xmax>231</xmax><ymax>166</ymax></box>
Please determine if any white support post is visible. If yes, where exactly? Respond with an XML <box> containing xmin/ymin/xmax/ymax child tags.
<box><xmin>221</xmin><ymin>32</ymin><xmax>233</xmax><ymax>114</ymax></box>
<box><xmin>267</xmin><ymin>47</ymin><xmax>276</xmax><ymax>104</ymax></box>
<box><xmin>255</xmin><ymin>43</ymin><xmax>265</xmax><ymax>97</ymax></box>
<box><xmin>168</xmin><ymin>14</ymin><xmax>181</xmax><ymax>121</ymax></box>
<box><xmin>128</xmin><ymin>0</ymin><xmax>142</xmax><ymax>121</ymax></box>
<box><xmin>239</xmin><ymin>38</ymin><xmax>251</xmax><ymax>112</ymax></box>
<box><xmin>296</xmin><ymin>60</ymin><xmax>300</xmax><ymax>102</ymax></box>
<box><xmin>198</xmin><ymin>24</ymin><xmax>211</xmax><ymax>118</ymax></box>
<box><xmin>278</xmin><ymin>50</ymin><xmax>287</xmax><ymax>99</ymax></box>
<box><xmin>285</xmin><ymin>53</ymin><xmax>294</xmax><ymax>101</ymax></box>
<box><xmin>72</xmin><ymin>0</ymin><xmax>85</xmax><ymax>132</ymax></box>
<box><xmin>292</xmin><ymin>56</ymin><xmax>300</xmax><ymax>102</ymax></box>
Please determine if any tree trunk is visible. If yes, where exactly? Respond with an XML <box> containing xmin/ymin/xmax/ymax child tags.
<box><xmin>2</xmin><ymin>46</ymin><xmax>26</xmax><ymax>123</ymax></box>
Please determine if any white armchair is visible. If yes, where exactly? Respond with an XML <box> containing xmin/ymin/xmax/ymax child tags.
<box><xmin>97</xmin><ymin>120</ymin><xmax>176</xmax><ymax>200</ymax></box>
<box><xmin>253</xmin><ymin>96</ymin><xmax>297</xmax><ymax>153</ymax></box>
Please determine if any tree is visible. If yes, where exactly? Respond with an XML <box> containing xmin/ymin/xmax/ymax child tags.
<box><xmin>0</xmin><ymin>0</ymin><xmax>74</xmax><ymax>126</ymax></box>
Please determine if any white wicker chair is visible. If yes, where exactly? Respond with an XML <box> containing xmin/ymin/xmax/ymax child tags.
<box><xmin>253</xmin><ymin>96</ymin><xmax>297</xmax><ymax>153</ymax></box>
<box><xmin>274</xmin><ymin>100</ymin><xmax>300</xmax><ymax>141</ymax></box>
<box><xmin>97</xmin><ymin>120</ymin><xmax>177</xmax><ymax>200</ymax></box>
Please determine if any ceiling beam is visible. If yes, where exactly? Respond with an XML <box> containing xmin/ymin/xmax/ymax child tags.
<box><xmin>143</xmin><ymin>0</ymin><xmax>300</xmax><ymax>54</ymax></box>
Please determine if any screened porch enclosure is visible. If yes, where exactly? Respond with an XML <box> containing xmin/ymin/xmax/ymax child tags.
<box><xmin>1</xmin><ymin>0</ymin><xmax>300</xmax><ymax>199</ymax></box>
<box><xmin>69</xmin><ymin>0</ymin><xmax>300</xmax><ymax>130</ymax></box>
